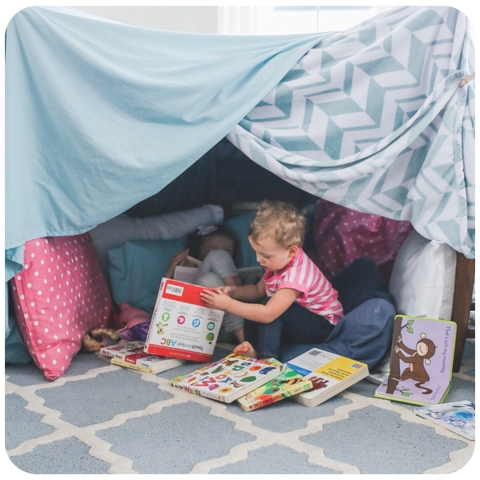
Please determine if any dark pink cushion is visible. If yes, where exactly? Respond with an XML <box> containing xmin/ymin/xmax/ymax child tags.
<box><xmin>11</xmin><ymin>234</ymin><xmax>113</xmax><ymax>380</ymax></box>
<box><xmin>310</xmin><ymin>199</ymin><xmax>413</xmax><ymax>283</ymax></box>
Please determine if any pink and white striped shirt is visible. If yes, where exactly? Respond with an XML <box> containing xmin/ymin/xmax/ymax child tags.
<box><xmin>263</xmin><ymin>248</ymin><xmax>343</xmax><ymax>325</ymax></box>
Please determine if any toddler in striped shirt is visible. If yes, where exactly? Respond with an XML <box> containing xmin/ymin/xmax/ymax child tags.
<box><xmin>200</xmin><ymin>200</ymin><xmax>343</xmax><ymax>359</ymax></box>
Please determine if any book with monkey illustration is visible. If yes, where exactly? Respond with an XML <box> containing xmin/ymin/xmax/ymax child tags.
<box><xmin>170</xmin><ymin>354</ymin><xmax>283</xmax><ymax>403</ymax></box>
<box><xmin>285</xmin><ymin>347</ymin><xmax>369</xmax><ymax>407</ymax></box>
<box><xmin>237</xmin><ymin>359</ymin><xmax>313</xmax><ymax>411</ymax></box>
<box><xmin>374</xmin><ymin>315</ymin><xmax>457</xmax><ymax>406</ymax></box>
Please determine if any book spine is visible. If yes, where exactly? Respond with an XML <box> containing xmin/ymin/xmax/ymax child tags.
<box><xmin>138</xmin><ymin>359</ymin><xmax>184</xmax><ymax>371</ymax></box>
<box><xmin>243</xmin><ymin>382</ymin><xmax>312</xmax><ymax>411</ymax></box>
<box><xmin>243</xmin><ymin>396</ymin><xmax>276</xmax><ymax>411</ymax></box>
<box><xmin>171</xmin><ymin>382</ymin><xmax>226</xmax><ymax>402</ymax></box>
<box><xmin>112</xmin><ymin>359</ymin><xmax>153</xmax><ymax>374</ymax></box>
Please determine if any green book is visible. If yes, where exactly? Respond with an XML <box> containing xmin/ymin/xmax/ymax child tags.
<box><xmin>237</xmin><ymin>359</ymin><xmax>313</xmax><ymax>411</ymax></box>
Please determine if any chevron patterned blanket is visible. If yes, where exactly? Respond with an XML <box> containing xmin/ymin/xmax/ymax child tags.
<box><xmin>229</xmin><ymin>6</ymin><xmax>475</xmax><ymax>258</ymax></box>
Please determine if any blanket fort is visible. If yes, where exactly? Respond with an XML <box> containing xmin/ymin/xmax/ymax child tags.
<box><xmin>5</xmin><ymin>6</ymin><xmax>475</xmax><ymax>281</ymax></box>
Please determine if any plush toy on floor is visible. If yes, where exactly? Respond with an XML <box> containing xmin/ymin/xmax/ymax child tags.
<box><xmin>112</xmin><ymin>302</ymin><xmax>152</xmax><ymax>341</ymax></box>
<box><xmin>82</xmin><ymin>328</ymin><xmax>121</xmax><ymax>352</ymax></box>
<box><xmin>82</xmin><ymin>302</ymin><xmax>152</xmax><ymax>351</ymax></box>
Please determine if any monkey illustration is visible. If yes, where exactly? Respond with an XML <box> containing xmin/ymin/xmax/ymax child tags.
<box><xmin>393</xmin><ymin>333</ymin><xmax>436</xmax><ymax>394</ymax></box>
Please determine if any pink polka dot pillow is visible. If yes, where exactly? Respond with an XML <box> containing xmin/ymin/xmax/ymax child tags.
<box><xmin>11</xmin><ymin>234</ymin><xmax>113</xmax><ymax>380</ymax></box>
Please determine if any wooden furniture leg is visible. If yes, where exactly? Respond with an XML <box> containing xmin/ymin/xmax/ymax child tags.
<box><xmin>451</xmin><ymin>252</ymin><xmax>475</xmax><ymax>372</ymax></box>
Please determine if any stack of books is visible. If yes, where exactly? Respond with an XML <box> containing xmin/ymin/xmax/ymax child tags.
<box><xmin>100</xmin><ymin>341</ymin><xmax>185</xmax><ymax>375</ymax></box>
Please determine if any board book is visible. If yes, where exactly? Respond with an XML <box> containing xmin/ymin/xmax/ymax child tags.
<box><xmin>374</xmin><ymin>315</ymin><xmax>457</xmax><ymax>406</ymax></box>
<box><xmin>236</xmin><ymin>359</ymin><xmax>312</xmax><ymax>411</ymax></box>
<box><xmin>144</xmin><ymin>278</ymin><xmax>224</xmax><ymax>362</ymax></box>
<box><xmin>100</xmin><ymin>341</ymin><xmax>185</xmax><ymax>374</ymax></box>
<box><xmin>170</xmin><ymin>354</ymin><xmax>283</xmax><ymax>403</ymax></box>
<box><xmin>100</xmin><ymin>341</ymin><xmax>147</xmax><ymax>359</ymax></box>
<box><xmin>110</xmin><ymin>355</ymin><xmax>185</xmax><ymax>375</ymax></box>
<box><xmin>286</xmin><ymin>347</ymin><xmax>369</xmax><ymax>407</ymax></box>
<box><xmin>414</xmin><ymin>401</ymin><xmax>475</xmax><ymax>440</ymax></box>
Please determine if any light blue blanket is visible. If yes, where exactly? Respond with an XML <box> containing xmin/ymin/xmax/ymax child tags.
<box><xmin>5</xmin><ymin>5</ymin><xmax>475</xmax><ymax>278</ymax></box>
<box><xmin>5</xmin><ymin>6</ymin><xmax>328</xmax><ymax>278</ymax></box>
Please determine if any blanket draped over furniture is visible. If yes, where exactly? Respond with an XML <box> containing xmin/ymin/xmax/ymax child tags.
<box><xmin>5</xmin><ymin>5</ymin><xmax>474</xmax><ymax>282</ymax></box>
<box><xmin>4</xmin><ymin>6</ymin><xmax>475</xmax><ymax>375</ymax></box>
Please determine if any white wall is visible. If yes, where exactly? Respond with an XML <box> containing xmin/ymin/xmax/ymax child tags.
<box><xmin>71</xmin><ymin>6</ymin><xmax>219</xmax><ymax>34</ymax></box>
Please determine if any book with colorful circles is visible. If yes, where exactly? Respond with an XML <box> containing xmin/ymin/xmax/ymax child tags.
<box><xmin>170</xmin><ymin>354</ymin><xmax>284</xmax><ymax>403</ymax></box>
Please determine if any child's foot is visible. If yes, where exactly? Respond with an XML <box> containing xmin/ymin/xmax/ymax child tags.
<box><xmin>233</xmin><ymin>341</ymin><xmax>258</xmax><ymax>359</ymax></box>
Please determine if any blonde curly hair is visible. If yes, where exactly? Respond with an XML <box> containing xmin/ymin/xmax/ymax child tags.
<box><xmin>248</xmin><ymin>200</ymin><xmax>306</xmax><ymax>248</ymax></box>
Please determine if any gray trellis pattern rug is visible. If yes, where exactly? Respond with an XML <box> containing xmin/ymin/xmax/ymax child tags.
<box><xmin>5</xmin><ymin>340</ymin><xmax>475</xmax><ymax>475</ymax></box>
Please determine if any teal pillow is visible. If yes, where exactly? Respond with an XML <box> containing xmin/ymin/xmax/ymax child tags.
<box><xmin>226</xmin><ymin>212</ymin><xmax>259</xmax><ymax>268</ymax></box>
<box><xmin>108</xmin><ymin>237</ymin><xmax>188</xmax><ymax>314</ymax></box>
<box><xmin>5</xmin><ymin>313</ymin><xmax>32</xmax><ymax>365</ymax></box>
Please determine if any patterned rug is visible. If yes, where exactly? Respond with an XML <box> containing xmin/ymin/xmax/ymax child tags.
<box><xmin>5</xmin><ymin>340</ymin><xmax>475</xmax><ymax>475</ymax></box>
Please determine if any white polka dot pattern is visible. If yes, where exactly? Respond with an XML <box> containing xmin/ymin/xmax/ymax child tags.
<box><xmin>11</xmin><ymin>234</ymin><xmax>113</xmax><ymax>380</ymax></box>
<box><xmin>309</xmin><ymin>199</ymin><xmax>413</xmax><ymax>282</ymax></box>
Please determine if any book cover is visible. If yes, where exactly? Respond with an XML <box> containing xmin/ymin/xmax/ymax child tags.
<box><xmin>237</xmin><ymin>359</ymin><xmax>312</xmax><ymax>411</ymax></box>
<box><xmin>111</xmin><ymin>354</ymin><xmax>185</xmax><ymax>375</ymax></box>
<box><xmin>145</xmin><ymin>278</ymin><xmax>225</xmax><ymax>362</ymax></box>
<box><xmin>170</xmin><ymin>354</ymin><xmax>283</xmax><ymax>403</ymax></box>
<box><xmin>414</xmin><ymin>401</ymin><xmax>475</xmax><ymax>440</ymax></box>
<box><xmin>100</xmin><ymin>341</ymin><xmax>146</xmax><ymax>359</ymax></box>
<box><xmin>286</xmin><ymin>347</ymin><xmax>369</xmax><ymax>407</ymax></box>
<box><xmin>374</xmin><ymin>315</ymin><xmax>457</xmax><ymax>406</ymax></box>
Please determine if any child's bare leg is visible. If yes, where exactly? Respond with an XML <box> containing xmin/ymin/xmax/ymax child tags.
<box><xmin>233</xmin><ymin>341</ymin><xmax>257</xmax><ymax>358</ymax></box>
<box><xmin>233</xmin><ymin>327</ymin><xmax>244</xmax><ymax>344</ymax></box>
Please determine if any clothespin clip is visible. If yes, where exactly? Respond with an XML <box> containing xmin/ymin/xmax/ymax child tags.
<box><xmin>459</xmin><ymin>72</ymin><xmax>475</xmax><ymax>87</ymax></box>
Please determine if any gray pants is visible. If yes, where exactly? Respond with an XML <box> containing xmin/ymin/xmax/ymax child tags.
<box><xmin>194</xmin><ymin>249</ymin><xmax>244</xmax><ymax>342</ymax></box>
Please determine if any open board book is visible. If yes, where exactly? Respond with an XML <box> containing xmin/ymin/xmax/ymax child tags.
<box><xmin>286</xmin><ymin>348</ymin><xmax>369</xmax><ymax>407</ymax></box>
<box><xmin>100</xmin><ymin>341</ymin><xmax>185</xmax><ymax>375</ymax></box>
<box><xmin>374</xmin><ymin>315</ymin><xmax>457</xmax><ymax>406</ymax></box>
<box><xmin>170</xmin><ymin>354</ymin><xmax>283</xmax><ymax>403</ymax></box>
<box><xmin>236</xmin><ymin>359</ymin><xmax>313</xmax><ymax>411</ymax></box>
<box><xmin>414</xmin><ymin>401</ymin><xmax>475</xmax><ymax>440</ymax></box>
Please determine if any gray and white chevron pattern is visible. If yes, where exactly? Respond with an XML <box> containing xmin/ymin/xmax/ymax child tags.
<box><xmin>228</xmin><ymin>6</ymin><xmax>475</xmax><ymax>257</ymax></box>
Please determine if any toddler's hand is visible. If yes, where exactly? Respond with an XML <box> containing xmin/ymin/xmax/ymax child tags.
<box><xmin>217</xmin><ymin>285</ymin><xmax>233</xmax><ymax>296</ymax></box>
<box><xmin>200</xmin><ymin>288</ymin><xmax>231</xmax><ymax>311</ymax></box>
<box><xmin>165</xmin><ymin>249</ymin><xmax>190</xmax><ymax>278</ymax></box>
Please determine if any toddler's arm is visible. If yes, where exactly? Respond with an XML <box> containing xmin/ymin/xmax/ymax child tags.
<box><xmin>201</xmin><ymin>283</ymin><xmax>300</xmax><ymax>324</ymax></box>
<box><xmin>221</xmin><ymin>277</ymin><xmax>266</xmax><ymax>302</ymax></box>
